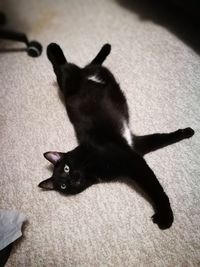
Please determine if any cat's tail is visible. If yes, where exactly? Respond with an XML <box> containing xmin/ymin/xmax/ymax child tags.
<box><xmin>91</xmin><ymin>44</ymin><xmax>111</xmax><ymax>65</ymax></box>
<box><xmin>47</xmin><ymin>43</ymin><xmax>67</xmax><ymax>67</ymax></box>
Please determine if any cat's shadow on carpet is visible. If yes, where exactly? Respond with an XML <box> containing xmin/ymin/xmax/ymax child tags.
<box><xmin>116</xmin><ymin>0</ymin><xmax>200</xmax><ymax>55</ymax></box>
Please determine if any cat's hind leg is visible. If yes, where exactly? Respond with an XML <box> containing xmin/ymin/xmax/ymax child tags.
<box><xmin>47</xmin><ymin>43</ymin><xmax>67</xmax><ymax>67</ymax></box>
<box><xmin>47</xmin><ymin>43</ymin><xmax>68</xmax><ymax>89</ymax></box>
<box><xmin>133</xmin><ymin>127</ymin><xmax>194</xmax><ymax>156</ymax></box>
<box><xmin>91</xmin><ymin>44</ymin><xmax>111</xmax><ymax>65</ymax></box>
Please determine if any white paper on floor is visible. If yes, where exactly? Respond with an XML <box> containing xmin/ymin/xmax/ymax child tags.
<box><xmin>0</xmin><ymin>209</ymin><xmax>26</xmax><ymax>251</ymax></box>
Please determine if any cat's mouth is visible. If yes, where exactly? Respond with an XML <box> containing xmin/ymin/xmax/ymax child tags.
<box><xmin>60</xmin><ymin>183</ymin><xmax>67</xmax><ymax>190</ymax></box>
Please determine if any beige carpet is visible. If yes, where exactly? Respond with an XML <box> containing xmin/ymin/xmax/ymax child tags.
<box><xmin>0</xmin><ymin>0</ymin><xmax>200</xmax><ymax>266</ymax></box>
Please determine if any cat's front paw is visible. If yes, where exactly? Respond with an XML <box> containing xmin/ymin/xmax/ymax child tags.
<box><xmin>152</xmin><ymin>209</ymin><xmax>174</xmax><ymax>230</ymax></box>
<box><xmin>180</xmin><ymin>127</ymin><xmax>195</xmax><ymax>139</ymax></box>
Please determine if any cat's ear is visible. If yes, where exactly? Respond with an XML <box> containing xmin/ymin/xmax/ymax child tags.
<box><xmin>43</xmin><ymin>151</ymin><xmax>64</xmax><ymax>165</ymax></box>
<box><xmin>38</xmin><ymin>177</ymin><xmax>54</xmax><ymax>190</ymax></box>
<box><xmin>47</xmin><ymin>43</ymin><xmax>67</xmax><ymax>66</ymax></box>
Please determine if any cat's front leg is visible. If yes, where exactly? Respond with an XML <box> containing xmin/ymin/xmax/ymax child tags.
<box><xmin>93</xmin><ymin>145</ymin><xmax>173</xmax><ymax>229</ymax></box>
<box><xmin>130</xmin><ymin>157</ymin><xmax>174</xmax><ymax>229</ymax></box>
<box><xmin>133</xmin><ymin>127</ymin><xmax>195</xmax><ymax>156</ymax></box>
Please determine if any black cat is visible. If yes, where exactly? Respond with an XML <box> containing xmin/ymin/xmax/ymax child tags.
<box><xmin>39</xmin><ymin>43</ymin><xmax>194</xmax><ymax>230</ymax></box>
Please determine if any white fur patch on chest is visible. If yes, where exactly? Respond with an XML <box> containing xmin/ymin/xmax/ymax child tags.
<box><xmin>122</xmin><ymin>121</ymin><xmax>133</xmax><ymax>147</ymax></box>
<box><xmin>87</xmin><ymin>74</ymin><xmax>104</xmax><ymax>84</ymax></box>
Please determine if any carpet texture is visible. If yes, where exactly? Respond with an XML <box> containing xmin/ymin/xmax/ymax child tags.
<box><xmin>0</xmin><ymin>0</ymin><xmax>199</xmax><ymax>266</ymax></box>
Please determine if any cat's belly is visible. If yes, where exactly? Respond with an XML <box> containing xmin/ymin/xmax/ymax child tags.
<box><xmin>74</xmin><ymin>117</ymin><xmax>133</xmax><ymax>148</ymax></box>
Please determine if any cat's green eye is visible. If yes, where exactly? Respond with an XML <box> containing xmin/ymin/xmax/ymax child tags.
<box><xmin>61</xmin><ymin>184</ymin><xmax>66</xmax><ymax>190</ymax></box>
<box><xmin>64</xmin><ymin>164</ymin><xmax>70</xmax><ymax>174</ymax></box>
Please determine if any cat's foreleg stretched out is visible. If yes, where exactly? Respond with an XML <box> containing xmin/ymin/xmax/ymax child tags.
<box><xmin>132</xmin><ymin>127</ymin><xmax>194</xmax><ymax>156</ymax></box>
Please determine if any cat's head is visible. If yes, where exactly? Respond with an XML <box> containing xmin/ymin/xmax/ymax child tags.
<box><xmin>38</xmin><ymin>146</ymin><xmax>95</xmax><ymax>195</ymax></box>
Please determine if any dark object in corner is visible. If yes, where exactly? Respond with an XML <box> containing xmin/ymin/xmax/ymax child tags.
<box><xmin>0</xmin><ymin>12</ymin><xmax>42</xmax><ymax>57</ymax></box>
<box><xmin>0</xmin><ymin>243</ymin><xmax>13</xmax><ymax>267</ymax></box>
<box><xmin>169</xmin><ymin>0</ymin><xmax>199</xmax><ymax>19</ymax></box>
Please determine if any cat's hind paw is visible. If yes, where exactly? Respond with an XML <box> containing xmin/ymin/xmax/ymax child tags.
<box><xmin>47</xmin><ymin>43</ymin><xmax>67</xmax><ymax>66</ymax></box>
<box><xmin>102</xmin><ymin>44</ymin><xmax>111</xmax><ymax>55</ymax></box>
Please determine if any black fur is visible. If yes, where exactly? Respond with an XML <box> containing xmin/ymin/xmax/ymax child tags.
<box><xmin>39</xmin><ymin>43</ymin><xmax>194</xmax><ymax>230</ymax></box>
